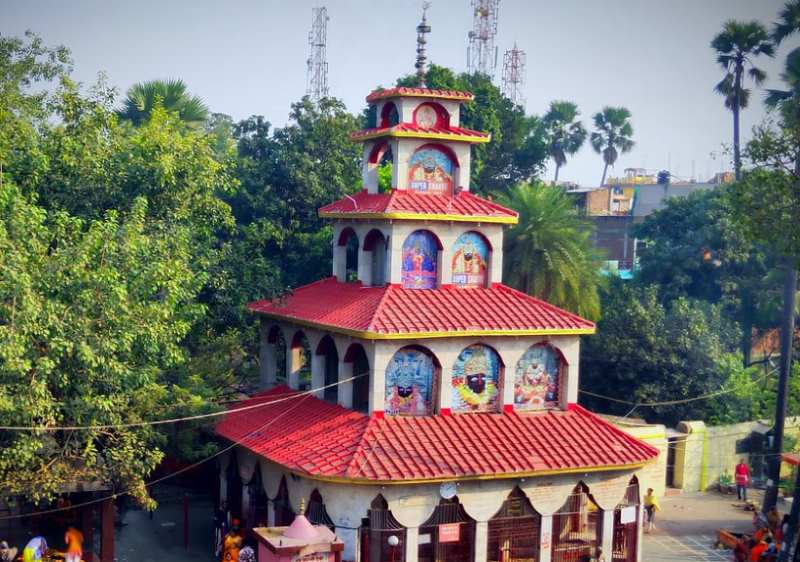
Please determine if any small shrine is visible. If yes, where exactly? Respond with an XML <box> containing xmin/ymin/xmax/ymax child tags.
<box><xmin>217</xmin><ymin>7</ymin><xmax>658</xmax><ymax>562</ymax></box>
<box><xmin>254</xmin><ymin>500</ymin><xmax>345</xmax><ymax>562</ymax></box>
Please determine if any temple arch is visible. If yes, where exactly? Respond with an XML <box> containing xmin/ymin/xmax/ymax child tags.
<box><xmin>359</xmin><ymin>495</ymin><xmax>407</xmax><ymax>562</ymax></box>
<box><xmin>487</xmin><ymin>487</ymin><xmax>541</xmax><ymax>562</ymax></box>
<box><xmin>380</xmin><ymin>102</ymin><xmax>399</xmax><ymax>128</ymax></box>
<box><xmin>267</xmin><ymin>325</ymin><xmax>287</xmax><ymax>384</ymax></box>
<box><xmin>413</xmin><ymin>102</ymin><xmax>450</xmax><ymax>129</ymax></box>
<box><xmin>273</xmin><ymin>476</ymin><xmax>293</xmax><ymax>526</ymax></box>
<box><xmin>418</xmin><ymin>497</ymin><xmax>475</xmax><ymax>562</ymax></box>
<box><xmin>401</xmin><ymin>230</ymin><xmax>442</xmax><ymax>289</ymax></box>
<box><xmin>306</xmin><ymin>488</ymin><xmax>335</xmax><ymax>531</ymax></box>
<box><xmin>552</xmin><ymin>482</ymin><xmax>603</xmax><ymax>561</ymax></box>
<box><xmin>385</xmin><ymin>345</ymin><xmax>440</xmax><ymax>416</ymax></box>
<box><xmin>451</xmin><ymin>231</ymin><xmax>491</xmax><ymax>288</ymax></box>
<box><xmin>316</xmin><ymin>335</ymin><xmax>339</xmax><ymax>404</ymax></box>
<box><xmin>451</xmin><ymin>343</ymin><xmax>503</xmax><ymax>413</ymax></box>
<box><xmin>337</xmin><ymin>227</ymin><xmax>359</xmax><ymax>282</ymax></box>
<box><xmin>290</xmin><ymin>330</ymin><xmax>312</xmax><ymax>390</ymax></box>
<box><xmin>513</xmin><ymin>343</ymin><xmax>567</xmax><ymax>410</ymax></box>
<box><xmin>612</xmin><ymin>476</ymin><xmax>640</xmax><ymax>562</ymax></box>
<box><xmin>407</xmin><ymin>143</ymin><xmax>458</xmax><ymax>196</ymax></box>
<box><xmin>344</xmin><ymin>343</ymin><xmax>370</xmax><ymax>413</ymax></box>
<box><xmin>363</xmin><ymin>228</ymin><xmax>388</xmax><ymax>286</ymax></box>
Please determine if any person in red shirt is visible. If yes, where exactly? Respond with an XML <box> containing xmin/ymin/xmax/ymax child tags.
<box><xmin>735</xmin><ymin>459</ymin><xmax>751</xmax><ymax>501</ymax></box>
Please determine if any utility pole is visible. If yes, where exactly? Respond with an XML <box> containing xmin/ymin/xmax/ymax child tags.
<box><xmin>467</xmin><ymin>0</ymin><xmax>500</xmax><ymax>79</ymax></box>
<box><xmin>501</xmin><ymin>43</ymin><xmax>526</xmax><ymax>108</ymax></box>
<box><xmin>306</xmin><ymin>7</ymin><xmax>330</xmax><ymax>102</ymax></box>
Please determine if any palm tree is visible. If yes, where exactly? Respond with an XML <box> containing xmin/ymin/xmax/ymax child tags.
<box><xmin>710</xmin><ymin>21</ymin><xmax>774</xmax><ymax>180</ymax></box>
<box><xmin>118</xmin><ymin>79</ymin><xmax>209</xmax><ymax>127</ymax></box>
<box><xmin>496</xmin><ymin>181</ymin><xmax>605</xmax><ymax>320</ymax></box>
<box><xmin>589</xmin><ymin>107</ymin><xmax>634</xmax><ymax>186</ymax></box>
<box><xmin>543</xmin><ymin>101</ymin><xmax>587</xmax><ymax>183</ymax></box>
<box><xmin>767</xmin><ymin>2</ymin><xmax>800</xmax><ymax>112</ymax></box>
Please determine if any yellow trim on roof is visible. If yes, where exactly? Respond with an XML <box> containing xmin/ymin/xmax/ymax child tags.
<box><xmin>249</xmin><ymin>311</ymin><xmax>595</xmax><ymax>339</ymax></box>
<box><xmin>352</xmin><ymin>129</ymin><xmax>491</xmax><ymax>144</ymax></box>
<box><xmin>319</xmin><ymin>210</ymin><xmax>518</xmax><ymax>225</ymax></box>
<box><xmin>367</xmin><ymin>90</ymin><xmax>474</xmax><ymax>102</ymax></box>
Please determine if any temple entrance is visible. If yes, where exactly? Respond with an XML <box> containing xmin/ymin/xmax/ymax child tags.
<box><xmin>552</xmin><ymin>483</ymin><xmax>602</xmax><ymax>562</ymax></box>
<box><xmin>359</xmin><ymin>495</ymin><xmax>406</xmax><ymax>562</ymax></box>
<box><xmin>306</xmin><ymin>489</ymin><xmax>335</xmax><ymax>531</ymax></box>
<box><xmin>488</xmin><ymin>488</ymin><xmax>541</xmax><ymax>562</ymax></box>
<box><xmin>418</xmin><ymin>497</ymin><xmax>475</xmax><ymax>562</ymax></box>
<box><xmin>612</xmin><ymin>478</ymin><xmax>640</xmax><ymax>562</ymax></box>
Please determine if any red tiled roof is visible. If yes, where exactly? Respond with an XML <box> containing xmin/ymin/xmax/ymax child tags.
<box><xmin>318</xmin><ymin>190</ymin><xmax>518</xmax><ymax>224</ymax></box>
<box><xmin>366</xmin><ymin>87</ymin><xmax>475</xmax><ymax>103</ymax></box>
<box><xmin>216</xmin><ymin>387</ymin><xmax>659</xmax><ymax>482</ymax></box>
<box><xmin>248</xmin><ymin>279</ymin><xmax>595</xmax><ymax>338</ymax></box>
<box><xmin>350</xmin><ymin>123</ymin><xmax>490</xmax><ymax>143</ymax></box>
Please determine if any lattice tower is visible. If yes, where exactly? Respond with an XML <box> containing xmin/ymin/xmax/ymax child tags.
<box><xmin>306</xmin><ymin>6</ymin><xmax>330</xmax><ymax>101</ymax></box>
<box><xmin>467</xmin><ymin>0</ymin><xmax>500</xmax><ymax>78</ymax></box>
<box><xmin>501</xmin><ymin>43</ymin><xmax>526</xmax><ymax>107</ymax></box>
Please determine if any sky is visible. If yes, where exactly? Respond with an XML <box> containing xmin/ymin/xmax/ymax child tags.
<box><xmin>1</xmin><ymin>0</ymin><xmax>796</xmax><ymax>186</ymax></box>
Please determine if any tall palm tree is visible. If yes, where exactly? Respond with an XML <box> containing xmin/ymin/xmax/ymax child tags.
<box><xmin>496</xmin><ymin>181</ymin><xmax>605</xmax><ymax>320</ymax></box>
<box><xmin>118</xmin><ymin>79</ymin><xmax>209</xmax><ymax>127</ymax></box>
<box><xmin>589</xmin><ymin>107</ymin><xmax>634</xmax><ymax>186</ymax></box>
<box><xmin>768</xmin><ymin>2</ymin><xmax>800</xmax><ymax>112</ymax></box>
<box><xmin>710</xmin><ymin>20</ymin><xmax>774</xmax><ymax>180</ymax></box>
<box><xmin>543</xmin><ymin>100</ymin><xmax>587</xmax><ymax>183</ymax></box>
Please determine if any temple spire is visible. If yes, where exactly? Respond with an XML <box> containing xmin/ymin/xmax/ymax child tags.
<box><xmin>415</xmin><ymin>2</ymin><xmax>432</xmax><ymax>87</ymax></box>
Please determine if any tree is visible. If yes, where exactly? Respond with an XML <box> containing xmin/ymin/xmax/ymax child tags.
<box><xmin>496</xmin><ymin>181</ymin><xmax>605</xmax><ymax>320</ymax></box>
<box><xmin>543</xmin><ymin>101</ymin><xmax>586</xmax><ymax>182</ymax></box>
<box><xmin>395</xmin><ymin>65</ymin><xmax>548</xmax><ymax>194</ymax></box>
<box><xmin>710</xmin><ymin>20</ymin><xmax>774</xmax><ymax>180</ymax></box>
<box><xmin>589</xmin><ymin>106</ymin><xmax>634</xmax><ymax>186</ymax></box>
<box><xmin>118</xmin><ymin>79</ymin><xmax>209</xmax><ymax>127</ymax></box>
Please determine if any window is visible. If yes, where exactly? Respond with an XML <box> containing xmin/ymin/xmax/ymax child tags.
<box><xmin>451</xmin><ymin>344</ymin><xmax>502</xmax><ymax>413</ymax></box>
<box><xmin>514</xmin><ymin>344</ymin><xmax>564</xmax><ymax>410</ymax></box>
<box><xmin>385</xmin><ymin>345</ymin><xmax>439</xmax><ymax>416</ymax></box>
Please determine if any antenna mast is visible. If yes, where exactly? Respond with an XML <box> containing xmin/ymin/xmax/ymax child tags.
<box><xmin>415</xmin><ymin>2</ymin><xmax>432</xmax><ymax>86</ymax></box>
<box><xmin>501</xmin><ymin>43</ymin><xmax>526</xmax><ymax>108</ymax></box>
<box><xmin>467</xmin><ymin>0</ymin><xmax>500</xmax><ymax>79</ymax></box>
<box><xmin>306</xmin><ymin>6</ymin><xmax>330</xmax><ymax>101</ymax></box>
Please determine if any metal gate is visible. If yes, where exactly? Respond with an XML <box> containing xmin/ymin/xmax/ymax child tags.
<box><xmin>487</xmin><ymin>488</ymin><xmax>541</xmax><ymax>562</ymax></box>
<box><xmin>418</xmin><ymin>498</ymin><xmax>476</xmax><ymax>562</ymax></box>
<box><xmin>359</xmin><ymin>495</ymin><xmax>406</xmax><ymax>562</ymax></box>
<box><xmin>551</xmin><ymin>484</ymin><xmax>602</xmax><ymax>562</ymax></box>
<box><xmin>611</xmin><ymin>479</ymin><xmax>639</xmax><ymax>562</ymax></box>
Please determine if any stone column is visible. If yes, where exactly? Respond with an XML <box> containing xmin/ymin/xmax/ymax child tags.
<box><xmin>267</xmin><ymin>499</ymin><xmax>275</xmax><ymax>527</ymax></box>
<box><xmin>338</xmin><ymin>358</ymin><xmax>354</xmax><ymax>409</ymax></box>
<box><xmin>438</xmin><ymin>364</ymin><xmax>453</xmax><ymax>414</ymax></box>
<box><xmin>259</xmin><ymin>323</ymin><xmax>277</xmax><ymax>389</ymax></box>
<box><xmin>333</xmin><ymin>242</ymin><xmax>347</xmax><ymax>281</ymax></box>
<box><xmin>474</xmin><ymin>521</ymin><xmax>489</xmax><ymax>562</ymax></box>
<box><xmin>287</xmin><ymin>345</ymin><xmax>301</xmax><ymax>390</ymax></box>
<box><xmin>404</xmin><ymin>527</ymin><xmax>419</xmax><ymax>562</ymax></box>
<box><xmin>601</xmin><ymin>509</ymin><xmax>615</xmax><ymax>560</ymax></box>
<box><xmin>358</xmin><ymin>248</ymin><xmax>373</xmax><ymax>286</ymax></box>
<box><xmin>311</xmin><ymin>352</ymin><xmax>325</xmax><ymax>398</ymax></box>
<box><xmin>539</xmin><ymin>515</ymin><xmax>553</xmax><ymax>562</ymax></box>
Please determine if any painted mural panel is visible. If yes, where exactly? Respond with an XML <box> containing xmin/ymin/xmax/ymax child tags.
<box><xmin>451</xmin><ymin>232</ymin><xmax>489</xmax><ymax>288</ymax></box>
<box><xmin>451</xmin><ymin>344</ymin><xmax>500</xmax><ymax>412</ymax></box>
<box><xmin>407</xmin><ymin>147</ymin><xmax>454</xmax><ymax>195</ymax></box>
<box><xmin>401</xmin><ymin>231</ymin><xmax>438</xmax><ymax>289</ymax></box>
<box><xmin>385</xmin><ymin>347</ymin><xmax>436</xmax><ymax>416</ymax></box>
<box><xmin>514</xmin><ymin>345</ymin><xmax>561</xmax><ymax>410</ymax></box>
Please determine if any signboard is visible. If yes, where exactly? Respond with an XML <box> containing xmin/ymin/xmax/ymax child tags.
<box><xmin>439</xmin><ymin>523</ymin><xmax>460</xmax><ymax>543</ymax></box>
<box><xmin>418</xmin><ymin>533</ymin><xmax>431</xmax><ymax>545</ymax></box>
<box><xmin>620</xmin><ymin>506</ymin><xmax>637</xmax><ymax>524</ymax></box>
<box><xmin>293</xmin><ymin>553</ymin><xmax>329</xmax><ymax>562</ymax></box>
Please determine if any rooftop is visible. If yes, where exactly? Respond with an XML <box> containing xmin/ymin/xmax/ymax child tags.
<box><xmin>350</xmin><ymin>123</ymin><xmax>490</xmax><ymax>144</ymax></box>
<box><xmin>366</xmin><ymin>87</ymin><xmax>475</xmax><ymax>103</ymax></box>
<box><xmin>216</xmin><ymin>386</ymin><xmax>659</xmax><ymax>483</ymax></box>
<box><xmin>248</xmin><ymin>278</ymin><xmax>595</xmax><ymax>339</ymax></box>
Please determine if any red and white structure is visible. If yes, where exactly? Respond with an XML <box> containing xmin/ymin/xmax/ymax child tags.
<box><xmin>217</xmin><ymin>22</ymin><xmax>658</xmax><ymax>562</ymax></box>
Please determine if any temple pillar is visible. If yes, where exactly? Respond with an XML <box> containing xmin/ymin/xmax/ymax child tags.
<box><xmin>311</xmin><ymin>352</ymin><xmax>325</xmax><ymax>398</ymax></box>
<box><xmin>405</xmin><ymin>527</ymin><xmax>419</xmax><ymax>562</ymax></box>
<box><xmin>539</xmin><ymin>515</ymin><xmax>553</xmax><ymax>562</ymax></box>
<box><xmin>474</xmin><ymin>520</ymin><xmax>488</xmax><ymax>562</ymax></box>
<box><xmin>267</xmin><ymin>499</ymin><xmax>275</xmax><ymax>527</ymax></box>
<box><xmin>358</xmin><ymin>248</ymin><xmax>373</xmax><ymax>286</ymax></box>
<box><xmin>601</xmin><ymin>509</ymin><xmax>615</xmax><ymax>560</ymax></box>
<box><xmin>259</xmin><ymin>323</ymin><xmax>277</xmax><ymax>389</ymax></box>
<box><xmin>100</xmin><ymin>498</ymin><xmax>114</xmax><ymax>562</ymax></box>
<box><xmin>80</xmin><ymin>495</ymin><xmax>94</xmax><ymax>562</ymax></box>
<box><xmin>338</xmin><ymin>358</ymin><xmax>354</xmax><ymax>408</ymax></box>
<box><xmin>438</xmin><ymin>364</ymin><xmax>453</xmax><ymax>414</ymax></box>
<box><xmin>333</xmin><ymin>243</ymin><xmax>347</xmax><ymax>281</ymax></box>
<box><xmin>287</xmin><ymin>345</ymin><xmax>301</xmax><ymax>390</ymax></box>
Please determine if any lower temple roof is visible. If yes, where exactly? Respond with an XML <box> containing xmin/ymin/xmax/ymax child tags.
<box><xmin>215</xmin><ymin>386</ymin><xmax>659</xmax><ymax>484</ymax></box>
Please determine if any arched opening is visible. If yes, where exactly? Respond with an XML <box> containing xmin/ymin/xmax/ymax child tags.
<box><xmin>363</xmin><ymin>229</ymin><xmax>388</xmax><ymax>286</ymax></box>
<box><xmin>401</xmin><ymin>230</ymin><xmax>442</xmax><ymax>289</ymax></box>
<box><xmin>451</xmin><ymin>231</ymin><xmax>491</xmax><ymax>288</ymax></box>
<box><xmin>612</xmin><ymin>477</ymin><xmax>640</xmax><ymax>562</ymax></box>
<box><xmin>413</xmin><ymin>102</ymin><xmax>450</xmax><ymax>129</ymax></box>
<box><xmin>273</xmin><ymin>476</ymin><xmax>293</xmax><ymax>526</ymax></box>
<box><xmin>552</xmin><ymin>483</ymin><xmax>603</xmax><ymax>561</ymax></box>
<box><xmin>290</xmin><ymin>331</ymin><xmax>312</xmax><ymax>391</ymax></box>
<box><xmin>452</xmin><ymin>343</ymin><xmax>503</xmax><ymax>413</ymax></box>
<box><xmin>268</xmin><ymin>326</ymin><xmax>287</xmax><ymax>383</ymax></box>
<box><xmin>316</xmin><ymin>335</ymin><xmax>339</xmax><ymax>404</ymax></box>
<box><xmin>418</xmin><ymin>497</ymin><xmax>476</xmax><ymax>562</ymax></box>
<box><xmin>488</xmin><ymin>487</ymin><xmax>541</xmax><ymax>562</ymax></box>
<box><xmin>345</xmin><ymin>343</ymin><xmax>371</xmax><ymax>413</ymax></box>
<box><xmin>305</xmin><ymin>489</ymin><xmax>335</xmax><ymax>531</ymax></box>
<box><xmin>225</xmin><ymin>452</ymin><xmax>243</xmax><ymax>521</ymax></box>
<box><xmin>514</xmin><ymin>343</ymin><xmax>566</xmax><ymax>410</ymax></box>
<box><xmin>385</xmin><ymin>345</ymin><xmax>440</xmax><ymax>416</ymax></box>
<box><xmin>359</xmin><ymin>495</ymin><xmax>406</xmax><ymax>562</ymax></box>
<box><xmin>407</xmin><ymin>144</ymin><xmax>458</xmax><ymax>195</ymax></box>
<box><xmin>380</xmin><ymin>102</ymin><xmax>400</xmax><ymax>128</ymax></box>
<box><xmin>338</xmin><ymin>227</ymin><xmax>359</xmax><ymax>282</ymax></box>
<box><xmin>369</xmin><ymin>141</ymin><xmax>394</xmax><ymax>193</ymax></box>
<box><xmin>246</xmin><ymin>464</ymin><xmax>269</xmax><ymax>528</ymax></box>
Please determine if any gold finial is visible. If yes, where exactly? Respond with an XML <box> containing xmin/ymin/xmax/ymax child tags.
<box><xmin>299</xmin><ymin>497</ymin><xmax>306</xmax><ymax>514</ymax></box>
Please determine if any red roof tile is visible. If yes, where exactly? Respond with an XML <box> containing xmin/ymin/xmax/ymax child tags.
<box><xmin>366</xmin><ymin>87</ymin><xmax>475</xmax><ymax>103</ymax></box>
<box><xmin>216</xmin><ymin>387</ymin><xmax>659</xmax><ymax>482</ymax></box>
<box><xmin>351</xmin><ymin>123</ymin><xmax>489</xmax><ymax>143</ymax></box>
<box><xmin>318</xmin><ymin>190</ymin><xmax>518</xmax><ymax>224</ymax></box>
<box><xmin>248</xmin><ymin>279</ymin><xmax>595</xmax><ymax>338</ymax></box>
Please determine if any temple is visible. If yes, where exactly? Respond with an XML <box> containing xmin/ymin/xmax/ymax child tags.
<box><xmin>216</xmin><ymin>10</ymin><xmax>658</xmax><ymax>562</ymax></box>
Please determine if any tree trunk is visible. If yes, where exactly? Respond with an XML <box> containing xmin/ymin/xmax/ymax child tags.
<box><xmin>600</xmin><ymin>162</ymin><xmax>609</xmax><ymax>186</ymax></box>
<box><xmin>554</xmin><ymin>163</ymin><xmax>560</xmax><ymax>183</ymax></box>
<box><xmin>734</xmin><ymin>64</ymin><xmax>742</xmax><ymax>181</ymax></box>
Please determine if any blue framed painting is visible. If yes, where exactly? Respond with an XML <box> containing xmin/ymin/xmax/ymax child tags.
<box><xmin>514</xmin><ymin>345</ymin><xmax>561</xmax><ymax>409</ymax></box>
<box><xmin>451</xmin><ymin>232</ymin><xmax>489</xmax><ymax>288</ymax></box>
<box><xmin>451</xmin><ymin>344</ymin><xmax>500</xmax><ymax>413</ymax></box>
<box><xmin>407</xmin><ymin>147</ymin><xmax>454</xmax><ymax>195</ymax></box>
<box><xmin>401</xmin><ymin>230</ymin><xmax>438</xmax><ymax>289</ymax></box>
<box><xmin>385</xmin><ymin>347</ymin><xmax>436</xmax><ymax>416</ymax></box>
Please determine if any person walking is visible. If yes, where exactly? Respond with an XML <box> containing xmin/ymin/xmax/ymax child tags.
<box><xmin>643</xmin><ymin>488</ymin><xmax>661</xmax><ymax>532</ymax></box>
<box><xmin>736</xmin><ymin>459</ymin><xmax>751</xmax><ymax>502</ymax></box>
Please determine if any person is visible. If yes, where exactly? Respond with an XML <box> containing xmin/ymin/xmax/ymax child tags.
<box><xmin>221</xmin><ymin>518</ymin><xmax>243</xmax><ymax>562</ymax></box>
<box><xmin>643</xmin><ymin>488</ymin><xmax>661</xmax><ymax>532</ymax></box>
<box><xmin>64</xmin><ymin>526</ymin><xmax>83</xmax><ymax>562</ymax></box>
<box><xmin>735</xmin><ymin>459</ymin><xmax>751</xmax><ymax>501</ymax></box>
<box><xmin>22</xmin><ymin>537</ymin><xmax>47</xmax><ymax>562</ymax></box>
<box><xmin>0</xmin><ymin>541</ymin><xmax>18</xmax><ymax>562</ymax></box>
<box><xmin>750</xmin><ymin>536</ymin><xmax>768</xmax><ymax>561</ymax></box>
<box><xmin>766</xmin><ymin>506</ymin><xmax>780</xmax><ymax>533</ymax></box>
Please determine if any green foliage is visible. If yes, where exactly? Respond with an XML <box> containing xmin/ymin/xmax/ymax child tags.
<box><xmin>118</xmin><ymin>78</ymin><xmax>209</xmax><ymax>127</ymax></box>
<box><xmin>589</xmin><ymin>106</ymin><xmax>634</xmax><ymax>185</ymax></box>
<box><xmin>395</xmin><ymin>65</ymin><xmax>548</xmax><ymax>194</ymax></box>
<box><xmin>711</xmin><ymin>20</ymin><xmax>774</xmax><ymax>111</ymax></box>
<box><xmin>543</xmin><ymin>101</ymin><xmax>587</xmax><ymax>182</ymax></box>
<box><xmin>497</xmin><ymin>182</ymin><xmax>605</xmax><ymax>320</ymax></box>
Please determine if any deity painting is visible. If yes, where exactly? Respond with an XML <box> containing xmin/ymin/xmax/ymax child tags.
<box><xmin>451</xmin><ymin>232</ymin><xmax>489</xmax><ymax>288</ymax></box>
<box><xmin>407</xmin><ymin>147</ymin><xmax>454</xmax><ymax>195</ymax></box>
<box><xmin>401</xmin><ymin>231</ymin><xmax>438</xmax><ymax>289</ymax></box>
<box><xmin>385</xmin><ymin>347</ymin><xmax>436</xmax><ymax>416</ymax></box>
<box><xmin>514</xmin><ymin>345</ymin><xmax>561</xmax><ymax>410</ymax></box>
<box><xmin>451</xmin><ymin>344</ymin><xmax>500</xmax><ymax>413</ymax></box>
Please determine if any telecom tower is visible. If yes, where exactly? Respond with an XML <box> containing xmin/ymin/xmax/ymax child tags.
<box><xmin>467</xmin><ymin>0</ymin><xmax>500</xmax><ymax>78</ymax></box>
<box><xmin>306</xmin><ymin>7</ymin><xmax>329</xmax><ymax>101</ymax></box>
<box><xmin>501</xmin><ymin>43</ymin><xmax>526</xmax><ymax>107</ymax></box>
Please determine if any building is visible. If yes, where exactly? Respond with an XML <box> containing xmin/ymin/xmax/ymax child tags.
<box><xmin>216</xmin><ymin>47</ymin><xmax>659</xmax><ymax>562</ymax></box>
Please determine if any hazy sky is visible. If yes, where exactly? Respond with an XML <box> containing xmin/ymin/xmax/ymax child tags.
<box><xmin>1</xmin><ymin>0</ymin><xmax>795</xmax><ymax>186</ymax></box>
